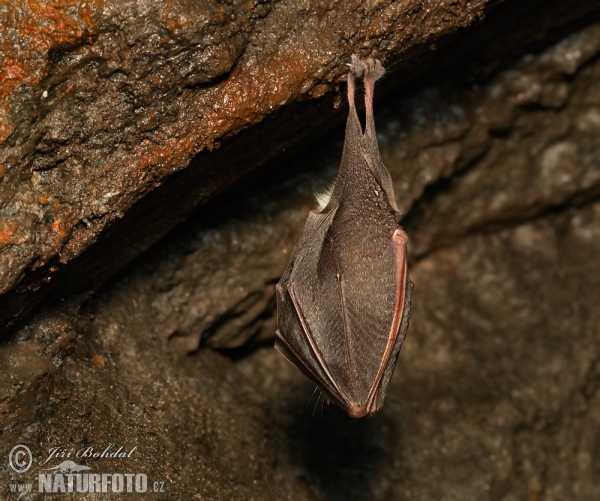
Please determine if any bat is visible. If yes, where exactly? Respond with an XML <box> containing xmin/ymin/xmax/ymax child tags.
<box><xmin>275</xmin><ymin>55</ymin><xmax>413</xmax><ymax>418</ymax></box>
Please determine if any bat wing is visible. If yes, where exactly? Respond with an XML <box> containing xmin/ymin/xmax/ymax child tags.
<box><xmin>370</xmin><ymin>275</ymin><xmax>412</xmax><ymax>409</ymax></box>
<box><xmin>314</xmin><ymin>216</ymin><xmax>409</xmax><ymax>417</ymax></box>
<box><xmin>275</xmin><ymin>208</ymin><xmax>350</xmax><ymax>404</ymax></box>
<box><xmin>277</xmin><ymin>203</ymin><xmax>410</xmax><ymax>417</ymax></box>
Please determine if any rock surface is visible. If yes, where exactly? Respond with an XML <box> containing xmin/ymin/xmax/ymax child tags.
<box><xmin>0</xmin><ymin>0</ymin><xmax>496</xmax><ymax>329</ymax></box>
<box><xmin>2</xmin><ymin>2</ymin><xmax>600</xmax><ymax>500</ymax></box>
<box><xmin>2</xmin><ymin>0</ymin><xmax>600</xmax><ymax>332</ymax></box>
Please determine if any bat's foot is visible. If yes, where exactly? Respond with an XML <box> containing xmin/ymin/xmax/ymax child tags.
<box><xmin>346</xmin><ymin>55</ymin><xmax>360</xmax><ymax>110</ymax></box>
<box><xmin>346</xmin><ymin>54</ymin><xmax>363</xmax><ymax>78</ymax></box>
<box><xmin>359</xmin><ymin>56</ymin><xmax>386</xmax><ymax>148</ymax></box>
<box><xmin>362</xmin><ymin>58</ymin><xmax>386</xmax><ymax>83</ymax></box>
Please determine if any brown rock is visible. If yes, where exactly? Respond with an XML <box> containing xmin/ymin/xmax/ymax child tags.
<box><xmin>2</xmin><ymin>0</ymin><xmax>600</xmax><ymax>332</ymax></box>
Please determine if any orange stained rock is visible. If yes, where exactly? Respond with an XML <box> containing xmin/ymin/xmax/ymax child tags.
<box><xmin>0</xmin><ymin>103</ymin><xmax>14</xmax><ymax>143</ymax></box>
<box><xmin>92</xmin><ymin>354</ymin><xmax>106</xmax><ymax>367</ymax></box>
<box><xmin>0</xmin><ymin>220</ymin><xmax>19</xmax><ymax>247</ymax></box>
<box><xmin>122</xmin><ymin>49</ymin><xmax>325</xmax><ymax>183</ymax></box>
<box><xmin>51</xmin><ymin>218</ymin><xmax>68</xmax><ymax>237</ymax></box>
<box><xmin>204</xmin><ymin>50</ymin><xmax>320</xmax><ymax>142</ymax></box>
<box><xmin>0</xmin><ymin>0</ymin><xmax>99</xmax><ymax>141</ymax></box>
<box><xmin>121</xmin><ymin>49</ymin><xmax>328</xmax><ymax>188</ymax></box>
<box><xmin>162</xmin><ymin>0</ymin><xmax>229</xmax><ymax>37</ymax></box>
<box><xmin>129</xmin><ymin>133</ymin><xmax>198</xmax><ymax>181</ymax></box>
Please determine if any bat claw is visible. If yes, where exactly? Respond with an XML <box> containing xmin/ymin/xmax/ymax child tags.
<box><xmin>347</xmin><ymin>54</ymin><xmax>363</xmax><ymax>77</ymax></box>
<box><xmin>362</xmin><ymin>58</ymin><xmax>385</xmax><ymax>82</ymax></box>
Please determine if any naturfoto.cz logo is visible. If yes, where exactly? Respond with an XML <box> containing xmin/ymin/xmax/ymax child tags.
<box><xmin>38</xmin><ymin>470</ymin><xmax>149</xmax><ymax>494</ymax></box>
<box><xmin>7</xmin><ymin>443</ymin><xmax>165</xmax><ymax>495</ymax></box>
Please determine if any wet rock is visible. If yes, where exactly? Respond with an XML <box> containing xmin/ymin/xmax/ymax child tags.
<box><xmin>401</xmin><ymin>23</ymin><xmax>600</xmax><ymax>256</ymax></box>
<box><xmin>57</xmin><ymin>20</ymin><xmax>600</xmax><ymax>353</ymax></box>
<box><xmin>2</xmin><ymin>0</ymin><xmax>600</xmax><ymax>332</ymax></box>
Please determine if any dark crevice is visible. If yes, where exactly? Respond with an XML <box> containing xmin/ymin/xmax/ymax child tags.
<box><xmin>215</xmin><ymin>337</ymin><xmax>276</xmax><ymax>363</ymax></box>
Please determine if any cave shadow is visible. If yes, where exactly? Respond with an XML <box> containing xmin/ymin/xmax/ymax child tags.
<box><xmin>276</xmin><ymin>377</ymin><xmax>400</xmax><ymax>501</ymax></box>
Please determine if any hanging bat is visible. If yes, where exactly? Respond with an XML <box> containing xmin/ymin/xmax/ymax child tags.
<box><xmin>275</xmin><ymin>55</ymin><xmax>412</xmax><ymax>418</ymax></box>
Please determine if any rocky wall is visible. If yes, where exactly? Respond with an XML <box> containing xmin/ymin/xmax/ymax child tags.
<box><xmin>1</xmin><ymin>1</ymin><xmax>600</xmax><ymax>500</ymax></box>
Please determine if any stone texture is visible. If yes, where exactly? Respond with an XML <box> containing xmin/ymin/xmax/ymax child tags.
<box><xmin>2</xmin><ymin>0</ymin><xmax>600</xmax><ymax>332</ymax></box>
<box><xmin>1</xmin><ymin>3</ymin><xmax>600</xmax><ymax>501</ymax></box>
<box><xmin>402</xmin><ymin>24</ymin><xmax>600</xmax><ymax>256</ymax></box>
<box><xmin>0</xmin><ymin>0</ymin><xmax>495</xmax><ymax>329</ymax></box>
